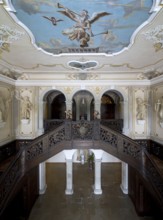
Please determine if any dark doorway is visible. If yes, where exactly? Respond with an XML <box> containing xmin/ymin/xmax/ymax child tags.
<box><xmin>51</xmin><ymin>94</ymin><xmax>66</xmax><ymax>119</ymax></box>
<box><xmin>101</xmin><ymin>95</ymin><xmax>115</xmax><ymax>119</ymax></box>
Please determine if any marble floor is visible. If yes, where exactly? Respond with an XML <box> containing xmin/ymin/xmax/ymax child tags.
<box><xmin>28</xmin><ymin>163</ymin><xmax>158</xmax><ymax>220</ymax></box>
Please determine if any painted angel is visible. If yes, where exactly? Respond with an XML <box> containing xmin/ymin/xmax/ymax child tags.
<box><xmin>57</xmin><ymin>3</ymin><xmax>111</xmax><ymax>47</ymax></box>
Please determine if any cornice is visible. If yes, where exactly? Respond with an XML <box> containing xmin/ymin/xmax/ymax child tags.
<box><xmin>0</xmin><ymin>74</ymin><xmax>15</xmax><ymax>85</ymax></box>
<box><xmin>14</xmin><ymin>79</ymin><xmax>151</xmax><ymax>87</ymax></box>
<box><xmin>150</xmin><ymin>75</ymin><xmax>163</xmax><ymax>85</ymax></box>
<box><xmin>1</xmin><ymin>74</ymin><xmax>162</xmax><ymax>87</ymax></box>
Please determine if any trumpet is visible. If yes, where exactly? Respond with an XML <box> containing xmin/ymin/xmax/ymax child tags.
<box><xmin>57</xmin><ymin>3</ymin><xmax>80</xmax><ymax>16</ymax></box>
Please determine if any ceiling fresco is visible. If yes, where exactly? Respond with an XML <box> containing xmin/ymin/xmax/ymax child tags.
<box><xmin>11</xmin><ymin>0</ymin><xmax>153</xmax><ymax>54</ymax></box>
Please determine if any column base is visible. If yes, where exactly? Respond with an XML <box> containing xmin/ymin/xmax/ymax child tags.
<box><xmin>65</xmin><ymin>188</ymin><xmax>73</xmax><ymax>195</ymax></box>
<box><xmin>94</xmin><ymin>188</ymin><xmax>102</xmax><ymax>195</ymax></box>
<box><xmin>39</xmin><ymin>184</ymin><xmax>47</xmax><ymax>195</ymax></box>
<box><xmin>120</xmin><ymin>183</ymin><xmax>128</xmax><ymax>194</ymax></box>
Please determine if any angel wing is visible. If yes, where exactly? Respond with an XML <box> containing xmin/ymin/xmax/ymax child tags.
<box><xmin>57</xmin><ymin>3</ymin><xmax>79</xmax><ymax>22</ymax></box>
<box><xmin>42</xmin><ymin>16</ymin><xmax>52</xmax><ymax>21</ymax></box>
<box><xmin>57</xmin><ymin>10</ymin><xmax>78</xmax><ymax>22</ymax></box>
<box><xmin>89</xmin><ymin>12</ymin><xmax>111</xmax><ymax>24</ymax></box>
<box><xmin>43</xmin><ymin>16</ymin><xmax>63</xmax><ymax>26</ymax></box>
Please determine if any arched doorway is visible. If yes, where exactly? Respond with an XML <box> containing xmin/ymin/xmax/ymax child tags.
<box><xmin>51</xmin><ymin>94</ymin><xmax>66</xmax><ymax>119</ymax></box>
<box><xmin>101</xmin><ymin>94</ymin><xmax>115</xmax><ymax>119</ymax></box>
<box><xmin>72</xmin><ymin>90</ymin><xmax>94</xmax><ymax>121</ymax></box>
<box><xmin>101</xmin><ymin>91</ymin><xmax>124</xmax><ymax>120</ymax></box>
<box><xmin>44</xmin><ymin>90</ymin><xmax>66</xmax><ymax>120</ymax></box>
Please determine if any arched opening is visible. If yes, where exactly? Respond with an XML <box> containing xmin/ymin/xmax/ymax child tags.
<box><xmin>43</xmin><ymin>90</ymin><xmax>66</xmax><ymax>120</ymax></box>
<box><xmin>72</xmin><ymin>90</ymin><xmax>94</xmax><ymax>121</ymax></box>
<box><xmin>101</xmin><ymin>94</ymin><xmax>115</xmax><ymax>119</ymax></box>
<box><xmin>101</xmin><ymin>90</ymin><xmax>124</xmax><ymax>120</ymax></box>
<box><xmin>51</xmin><ymin>94</ymin><xmax>66</xmax><ymax>119</ymax></box>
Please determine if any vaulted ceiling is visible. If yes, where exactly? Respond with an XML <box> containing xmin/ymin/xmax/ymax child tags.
<box><xmin>0</xmin><ymin>0</ymin><xmax>163</xmax><ymax>81</ymax></box>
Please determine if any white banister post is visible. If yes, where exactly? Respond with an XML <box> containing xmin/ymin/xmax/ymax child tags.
<box><xmin>39</xmin><ymin>162</ymin><xmax>47</xmax><ymax>194</ymax></box>
<box><xmin>120</xmin><ymin>162</ymin><xmax>128</xmax><ymax>194</ymax></box>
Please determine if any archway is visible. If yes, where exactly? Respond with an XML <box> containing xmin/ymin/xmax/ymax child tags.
<box><xmin>101</xmin><ymin>90</ymin><xmax>124</xmax><ymax>120</ymax></box>
<box><xmin>101</xmin><ymin>94</ymin><xmax>115</xmax><ymax>119</ymax></box>
<box><xmin>72</xmin><ymin>90</ymin><xmax>94</xmax><ymax>121</ymax></box>
<box><xmin>44</xmin><ymin>90</ymin><xmax>66</xmax><ymax>120</ymax></box>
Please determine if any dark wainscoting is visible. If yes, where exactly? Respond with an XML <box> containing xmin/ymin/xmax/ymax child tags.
<box><xmin>1</xmin><ymin>166</ymin><xmax>39</xmax><ymax>220</ymax></box>
<box><xmin>135</xmin><ymin>139</ymin><xmax>163</xmax><ymax>160</ymax></box>
<box><xmin>128</xmin><ymin>165</ymin><xmax>163</xmax><ymax>218</ymax></box>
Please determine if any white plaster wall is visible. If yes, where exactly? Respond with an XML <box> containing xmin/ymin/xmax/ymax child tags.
<box><xmin>16</xmin><ymin>87</ymin><xmax>39</xmax><ymax>139</ymax></box>
<box><xmin>102</xmin><ymin>151</ymin><xmax>121</xmax><ymax>163</ymax></box>
<box><xmin>46</xmin><ymin>151</ymin><xmax>66</xmax><ymax>163</ymax></box>
<box><xmin>1</xmin><ymin>79</ymin><xmax>161</xmax><ymax>144</ymax></box>
<box><xmin>46</xmin><ymin>150</ymin><xmax>120</xmax><ymax>163</ymax></box>
<box><xmin>0</xmin><ymin>82</ymin><xmax>14</xmax><ymax>146</ymax></box>
<box><xmin>131</xmin><ymin>87</ymin><xmax>150</xmax><ymax>139</ymax></box>
<box><xmin>151</xmin><ymin>83</ymin><xmax>163</xmax><ymax>144</ymax></box>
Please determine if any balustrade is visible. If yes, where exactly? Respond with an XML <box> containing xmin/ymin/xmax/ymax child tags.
<box><xmin>0</xmin><ymin>119</ymin><xmax>163</xmax><ymax>217</ymax></box>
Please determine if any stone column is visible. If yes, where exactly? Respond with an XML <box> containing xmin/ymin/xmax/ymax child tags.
<box><xmin>39</xmin><ymin>162</ymin><xmax>47</xmax><ymax>194</ymax></box>
<box><xmin>94</xmin><ymin>101</ymin><xmax>101</xmax><ymax>119</ymax></box>
<box><xmin>91</xmin><ymin>149</ymin><xmax>103</xmax><ymax>195</ymax></box>
<box><xmin>122</xmin><ymin>100</ymin><xmax>130</xmax><ymax>135</ymax></box>
<box><xmin>94</xmin><ymin>158</ymin><xmax>102</xmax><ymax>194</ymax></box>
<box><xmin>119</xmin><ymin>101</ymin><xmax>124</xmax><ymax>119</ymax></box>
<box><xmin>65</xmin><ymin>100</ymin><xmax>72</xmax><ymax>112</ymax></box>
<box><xmin>73</xmin><ymin>97</ymin><xmax>80</xmax><ymax>120</ymax></box>
<box><xmin>65</xmin><ymin>159</ymin><xmax>73</xmax><ymax>195</ymax></box>
<box><xmin>38</xmin><ymin>100</ymin><xmax>44</xmax><ymax>135</ymax></box>
<box><xmin>64</xmin><ymin>150</ymin><xmax>76</xmax><ymax>195</ymax></box>
<box><xmin>120</xmin><ymin>162</ymin><xmax>128</xmax><ymax>194</ymax></box>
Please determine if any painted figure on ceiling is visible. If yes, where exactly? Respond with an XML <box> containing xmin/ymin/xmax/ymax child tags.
<box><xmin>57</xmin><ymin>3</ymin><xmax>111</xmax><ymax>47</ymax></box>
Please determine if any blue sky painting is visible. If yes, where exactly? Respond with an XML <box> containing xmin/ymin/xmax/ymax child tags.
<box><xmin>11</xmin><ymin>0</ymin><xmax>153</xmax><ymax>54</ymax></box>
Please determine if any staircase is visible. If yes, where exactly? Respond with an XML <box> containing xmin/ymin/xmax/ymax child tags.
<box><xmin>0</xmin><ymin>119</ymin><xmax>163</xmax><ymax>217</ymax></box>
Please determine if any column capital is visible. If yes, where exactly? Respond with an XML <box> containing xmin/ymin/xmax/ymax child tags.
<box><xmin>64</xmin><ymin>149</ymin><xmax>76</xmax><ymax>160</ymax></box>
<box><xmin>91</xmin><ymin>149</ymin><xmax>103</xmax><ymax>160</ymax></box>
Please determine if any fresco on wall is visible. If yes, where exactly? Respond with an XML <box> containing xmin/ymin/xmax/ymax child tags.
<box><xmin>11</xmin><ymin>0</ymin><xmax>153</xmax><ymax>54</ymax></box>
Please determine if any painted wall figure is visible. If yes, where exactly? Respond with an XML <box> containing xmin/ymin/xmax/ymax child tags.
<box><xmin>136</xmin><ymin>97</ymin><xmax>148</xmax><ymax>120</ymax></box>
<box><xmin>155</xmin><ymin>96</ymin><xmax>163</xmax><ymax>123</ymax></box>
<box><xmin>21</xmin><ymin>96</ymin><xmax>32</xmax><ymax>119</ymax></box>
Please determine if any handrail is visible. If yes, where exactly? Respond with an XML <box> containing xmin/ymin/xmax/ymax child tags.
<box><xmin>0</xmin><ymin>124</ymin><xmax>65</xmax><ymax>216</ymax></box>
<box><xmin>100</xmin><ymin>124</ymin><xmax>163</xmax><ymax>210</ymax></box>
<box><xmin>0</xmin><ymin>149</ymin><xmax>23</xmax><ymax>214</ymax></box>
<box><xmin>0</xmin><ymin>119</ymin><xmax>163</xmax><ymax>216</ymax></box>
